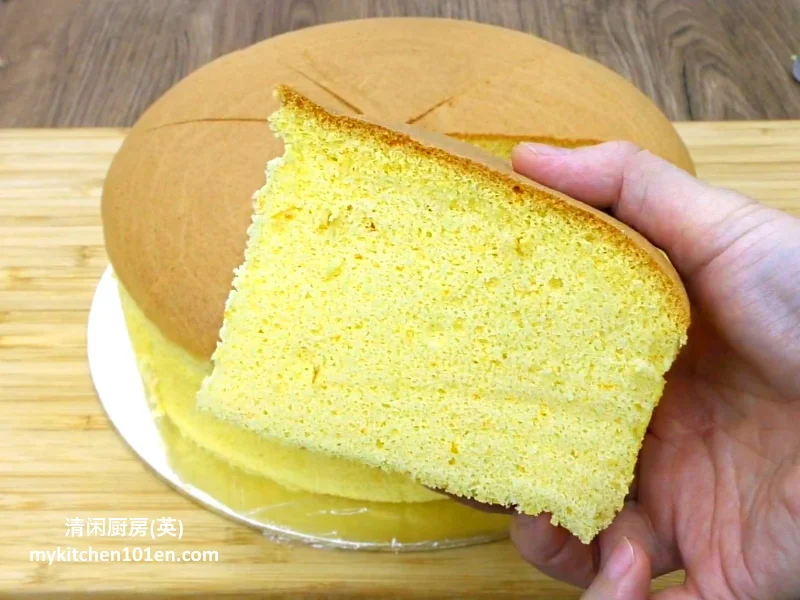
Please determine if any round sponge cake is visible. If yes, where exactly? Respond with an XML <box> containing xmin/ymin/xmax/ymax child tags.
<box><xmin>101</xmin><ymin>18</ymin><xmax>694</xmax><ymax>510</ymax></box>
<box><xmin>102</xmin><ymin>18</ymin><xmax>693</xmax><ymax>359</ymax></box>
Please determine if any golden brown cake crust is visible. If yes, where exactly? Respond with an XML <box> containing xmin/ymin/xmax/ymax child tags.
<box><xmin>102</xmin><ymin>18</ymin><xmax>694</xmax><ymax>357</ymax></box>
<box><xmin>448</xmin><ymin>133</ymin><xmax>601</xmax><ymax>148</ymax></box>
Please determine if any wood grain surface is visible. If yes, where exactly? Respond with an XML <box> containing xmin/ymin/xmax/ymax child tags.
<box><xmin>1</xmin><ymin>0</ymin><xmax>800</xmax><ymax>127</ymax></box>
<box><xmin>1</xmin><ymin>123</ymin><xmax>799</xmax><ymax>597</ymax></box>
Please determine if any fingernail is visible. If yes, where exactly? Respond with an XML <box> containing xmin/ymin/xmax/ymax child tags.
<box><xmin>519</xmin><ymin>142</ymin><xmax>573</xmax><ymax>156</ymax></box>
<box><xmin>604</xmin><ymin>537</ymin><xmax>635</xmax><ymax>581</ymax></box>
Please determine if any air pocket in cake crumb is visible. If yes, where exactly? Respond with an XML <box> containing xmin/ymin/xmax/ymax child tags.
<box><xmin>322</xmin><ymin>259</ymin><xmax>345</xmax><ymax>282</ymax></box>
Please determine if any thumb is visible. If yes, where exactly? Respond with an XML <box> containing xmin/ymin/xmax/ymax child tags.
<box><xmin>582</xmin><ymin>537</ymin><xmax>651</xmax><ymax>600</ymax></box>
<box><xmin>510</xmin><ymin>141</ymin><xmax>776</xmax><ymax>283</ymax></box>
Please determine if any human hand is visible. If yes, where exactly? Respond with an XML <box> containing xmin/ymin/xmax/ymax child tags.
<box><xmin>507</xmin><ymin>141</ymin><xmax>800</xmax><ymax>599</ymax></box>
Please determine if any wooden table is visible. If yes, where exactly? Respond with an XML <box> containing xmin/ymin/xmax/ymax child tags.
<box><xmin>1</xmin><ymin>0</ymin><xmax>800</xmax><ymax>127</ymax></box>
<box><xmin>1</xmin><ymin>122</ymin><xmax>799</xmax><ymax>597</ymax></box>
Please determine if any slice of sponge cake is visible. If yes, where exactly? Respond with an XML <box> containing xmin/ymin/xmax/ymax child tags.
<box><xmin>198</xmin><ymin>86</ymin><xmax>690</xmax><ymax>543</ymax></box>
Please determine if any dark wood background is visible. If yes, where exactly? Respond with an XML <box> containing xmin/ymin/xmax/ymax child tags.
<box><xmin>1</xmin><ymin>0</ymin><xmax>799</xmax><ymax>127</ymax></box>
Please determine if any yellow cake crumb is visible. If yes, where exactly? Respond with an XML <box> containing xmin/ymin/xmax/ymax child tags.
<box><xmin>198</xmin><ymin>87</ymin><xmax>688</xmax><ymax>543</ymax></box>
<box><xmin>118</xmin><ymin>281</ymin><xmax>439</xmax><ymax>503</ymax></box>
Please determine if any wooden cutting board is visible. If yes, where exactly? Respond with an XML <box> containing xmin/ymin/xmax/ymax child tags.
<box><xmin>1</xmin><ymin>124</ymin><xmax>799</xmax><ymax>598</ymax></box>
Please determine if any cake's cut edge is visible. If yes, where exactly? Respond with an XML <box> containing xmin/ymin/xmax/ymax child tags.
<box><xmin>199</xmin><ymin>85</ymin><xmax>691</xmax><ymax>543</ymax></box>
